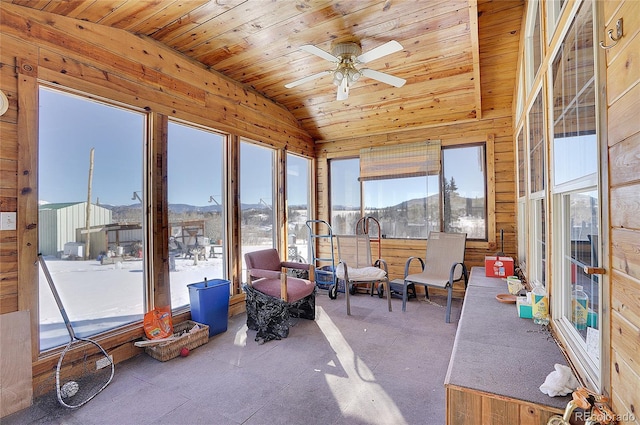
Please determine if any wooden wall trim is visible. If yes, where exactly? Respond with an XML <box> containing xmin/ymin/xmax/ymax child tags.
<box><xmin>486</xmin><ymin>133</ymin><xmax>497</xmax><ymax>250</ymax></box>
<box><xmin>150</xmin><ymin>112</ymin><xmax>170</xmax><ymax>309</ymax></box>
<box><xmin>16</xmin><ymin>62</ymin><xmax>39</xmax><ymax>360</ymax></box>
<box><xmin>469</xmin><ymin>0</ymin><xmax>483</xmax><ymax>120</ymax></box>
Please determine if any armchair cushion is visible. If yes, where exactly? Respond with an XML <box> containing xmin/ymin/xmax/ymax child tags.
<box><xmin>252</xmin><ymin>276</ymin><xmax>315</xmax><ymax>303</ymax></box>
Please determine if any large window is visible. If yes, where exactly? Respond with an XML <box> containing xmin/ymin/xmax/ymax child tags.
<box><xmin>38</xmin><ymin>86</ymin><xmax>146</xmax><ymax>351</ymax></box>
<box><xmin>516</xmin><ymin>128</ymin><xmax>528</xmax><ymax>273</ymax></box>
<box><xmin>550</xmin><ymin>0</ymin><xmax>601</xmax><ymax>386</ymax></box>
<box><xmin>240</xmin><ymin>140</ymin><xmax>276</xmax><ymax>278</ymax></box>
<box><xmin>442</xmin><ymin>144</ymin><xmax>487</xmax><ymax>239</ymax></box>
<box><xmin>528</xmin><ymin>89</ymin><xmax>547</xmax><ymax>287</ymax></box>
<box><xmin>525</xmin><ymin>0</ymin><xmax>543</xmax><ymax>91</ymax></box>
<box><xmin>330</xmin><ymin>143</ymin><xmax>487</xmax><ymax>240</ymax></box>
<box><xmin>167</xmin><ymin>121</ymin><xmax>226</xmax><ymax>309</ymax></box>
<box><xmin>286</xmin><ymin>153</ymin><xmax>312</xmax><ymax>262</ymax></box>
<box><xmin>330</xmin><ymin>158</ymin><xmax>361</xmax><ymax>235</ymax></box>
<box><xmin>517</xmin><ymin>0</ymin><xmax>604</xmax><ymax>389</ymax></box>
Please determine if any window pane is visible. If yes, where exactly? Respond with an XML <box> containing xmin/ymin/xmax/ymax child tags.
<box><xmin>240</xmin><ymin>141</ymin><xmax>275</xmax><ymax>278</ymax></box>
<box><xmin>287</xmin><ymin>153</ymin><xmax>311</xmax><ymax>262</ymax></box>
<box><xmin>443</xmin><ymin>145</ymin><xmax>487</xmax><ymax>239</ymax></box>
<box><xmin>517</xmin><ymin>129</ymin><xmax>527</xmax><ymax>198</ymax></box>
<box><xmin>532</xmin><ymin>2</ymin><xmax>542</xmax><ymax>77</ymax></box>
<box><xmin>38</xmin><ymin>87</ymin><xmax>145</xmax><ymax>351</ymax></box>
<box><xmin>562</xmin><ymin>190</ymin><xmax>599</xmax><ymax>344</ymax></box>
<box><xmin>532</xmin><ymin>198</ymin><xmax>546</xmax><ymax>286</ymax></box>
<box><xmin>551</xmin><ymin>1</ymin><xmax>596</xmax><ymax>186</ymax></box>
<box><xmin>526</xmin><ymin>0</ymin><xmax>543</xmax><ymax>90</ymax></box>
<box><xmin>363</xmin><ymin>176</ymin><xmax>440</xmax><ymax>239</ymax></box>
<box><xmin>168</xmin><ymin>122</ymin><xmax>226</xmax><ymax>309</ymax></box>
<box><xmin>552</xmin><ymin>1</ymin><xmax>601</xmax><ymax>372</ymax></box>
<box><xmin>330</xmin><ymin>158</ymin><xmax>361</xmax><ymax>235</ymax></box>
<box><xmin>529</xmin><ymin>90</ymin><xmax>546</xmax><ymax>193</ymax></box>
<box><xmin>517</xmin><ymin>200</ymin><xmax>527</xmax><ymax>274</ymax></box>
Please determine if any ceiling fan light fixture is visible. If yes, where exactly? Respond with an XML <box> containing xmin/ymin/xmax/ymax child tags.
<box><xmin>285</xmin><ymin>40</ymin><xmax>404</xmax><ymax>100</ymax></box>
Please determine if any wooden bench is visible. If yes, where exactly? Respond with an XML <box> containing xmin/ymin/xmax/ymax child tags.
<box><xmin>444</xmin><ymin>267</ymin><xmax>572</xmax><ymax>424</ymax></box>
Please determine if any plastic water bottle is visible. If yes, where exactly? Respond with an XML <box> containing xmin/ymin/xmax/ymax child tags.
<box><xmin>532</xmin><ymin>284</ymin><xmax>549</xmax><ymax>325</ymax></box>
<box><xmin>572</xmin><ymin>285</ymin><xmax>589</xmax><ymax>330</ymax></box>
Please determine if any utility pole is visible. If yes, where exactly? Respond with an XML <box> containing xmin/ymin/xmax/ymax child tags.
<box><xmin>85</xmin><ymin>148</ymin><xmax>94</xmax><ymax>260</ymax></box>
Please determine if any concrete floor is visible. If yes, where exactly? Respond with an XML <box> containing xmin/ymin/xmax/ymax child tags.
<box><xmin>4</xmin><ymin>290</ymin><xmax>461</xmax><ymax>425</ymax></box>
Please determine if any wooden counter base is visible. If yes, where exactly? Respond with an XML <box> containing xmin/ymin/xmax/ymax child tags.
<box><xmin>445</xmin><ymin>267</ymin><xmax>571</xmax><ymax>424</ymax></box>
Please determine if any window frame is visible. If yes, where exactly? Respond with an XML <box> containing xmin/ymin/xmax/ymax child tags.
<box><xmin>329</xmin><ymin>140</ymin><xmax>493</xmax><ymax>243</ymax></box>
<box><xmin>286</xmin><ymin>151</ymin><xmax>314</xmax><ymax>262</ymax></box>
<box><xmin>524</xmin><ymin>0</ymin><xmax>544</xmax><ymax>92</ymax></box>
<box><xmin>167</xmin><ymin>119</ymin><xmax>229</xmax><ymax>311</ymax></box>
<box><xmin>515</xmin><ymin>0</ymin><xmax>608</xmax><ymax>392</ymax></box>
<box><xmin>238</xmin><ymin>138</ymin><xmax>278</xmax><ymax>281</ymax></box>
<box><xmin>441</xmin><ymin>142</ymin><xmax>488</xmax><ymax>241</ymax></box>
<box><xmin>547</xmin><ymin>0</ymin><xmax>605</xmax><ymax>390</ymax></box>
<box><xmin>36</xmin><ymin>84</ymin><xmax>150</xmax><ymax>352</ymax></box>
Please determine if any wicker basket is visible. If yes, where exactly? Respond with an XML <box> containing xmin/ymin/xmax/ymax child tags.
<box><xmin>144</xmin><ymin>320</ymin><xmax>209</xmax><ymax>362</ymax></box>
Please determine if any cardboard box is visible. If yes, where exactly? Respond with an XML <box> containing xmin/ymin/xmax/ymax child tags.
<box><xmin>485</xmin><ymin>256</ymin><xmax>514</xmax><ymax>277</ymax></box>
<box><xmin>517</xmin><ymin>296</ymin><xmax>532</xmax><ymax>319</ymax></box>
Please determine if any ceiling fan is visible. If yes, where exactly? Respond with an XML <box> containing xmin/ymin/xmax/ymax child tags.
<box><xmin>285</xmin><ymin>40</ymin><xmax>406</xmax><ymax>101</ymax></box>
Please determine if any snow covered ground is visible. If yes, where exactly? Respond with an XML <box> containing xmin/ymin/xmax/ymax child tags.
<box><xmin>38</xmin><ymin>243</ymin><xmax>309</xmax><ymax>350</ymax></box>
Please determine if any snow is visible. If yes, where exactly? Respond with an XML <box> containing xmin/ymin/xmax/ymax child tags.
<box><xmin>38</xmin><ymin>243</ymin><xmax>309</xmax><ymax>350</ymax></box>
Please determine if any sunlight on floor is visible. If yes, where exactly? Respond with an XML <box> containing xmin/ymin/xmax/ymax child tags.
<box><xmin>234</xmin><ymin>324</ymin><xmax>248</xmax><ymax>347</ymax></box>
<box><xmin>315</xmin><ymin>306</ymin><xmax>408</xmax><ymax>425</ymax></box>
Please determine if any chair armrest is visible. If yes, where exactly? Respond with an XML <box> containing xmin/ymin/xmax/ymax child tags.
<box><xmin>281</xmin><ymin>261</ymin><xmax>310</xmax><ymax>271</ymax></box>
<box><xmin>247</xmin><ymin>268</ymin><xmax>282</xmax><ymax>280</ymax></box>
<box><xmin>374</xmin><ymin>258</ymin><xmax>389</xmax><ymax>274</ymax></box>
<box><xmin>281</xmin><ymin>261</ymin><xmax>314</xmax><ymax>282</ymax></box>
<box><xmin>449</xmin><ymin>262</ymin><xmax>468</xmax><ymax>288</ymax></box>
<box><xmin>404</xmin><ymin>256</ymin><xmax>425</xmax><ymax>277</ymax></box>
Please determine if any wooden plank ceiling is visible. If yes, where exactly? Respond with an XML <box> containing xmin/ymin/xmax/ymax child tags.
<box><xmin>6</xmin><ymin>0</ymin><xmax>481</xmax><ymax>142</ymax></box>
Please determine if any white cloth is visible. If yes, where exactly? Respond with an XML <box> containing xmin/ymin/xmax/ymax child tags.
<box><xmin>335</xmin><ymin>263</ymin><xmax>386</xmax><ymax>281</ymax></box>
<box><xmin>539</xmin><ymin>364</ymin><xmax>580</xmax><ymax>397</ymax></box>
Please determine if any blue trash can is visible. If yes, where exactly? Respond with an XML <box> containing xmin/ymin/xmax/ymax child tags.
<box><xmin>188</xmin><ymin>278</ymin><xmax>230</xmax><ymax>337</ymax></box>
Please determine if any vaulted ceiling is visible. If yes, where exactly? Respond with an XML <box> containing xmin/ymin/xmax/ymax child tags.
<box><xmin>4</xmin><ymin>0</ymin><xmax>501</xmax><ymax>142</ymax></box>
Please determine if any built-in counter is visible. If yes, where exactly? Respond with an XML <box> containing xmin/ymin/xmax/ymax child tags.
<box><xmin>445</xmin><ymin>267</ymin><xmax>572</xmax><ymax>424</ymax></box>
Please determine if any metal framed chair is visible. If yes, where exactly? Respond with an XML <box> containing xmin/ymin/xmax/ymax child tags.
<box><xmin>402</xmin><ymin>231</ymin><xmax>468</xmax><ymax>323</ymax></box>
<box><xmin>244</xmin><ymin>248</ymin><xmax>316</xmax><ymax>343</ymax></box>
<box><xmin>335</xmin><ymin>233</ymin><xmax>392</xmax><ymax>315</ymax></box>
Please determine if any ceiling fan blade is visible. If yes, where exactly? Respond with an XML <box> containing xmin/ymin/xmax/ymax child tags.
<box><xmin>284</xmin><ymin>70</ymin><xmax>332</xmax><ymax>88</ymax></box>
<box><xmin>360</xmin><ymin>68</ymin><xmax>406</xmax><ymax>88</ymax></box>
<box><xmin>336</xmin><ymin>78</ymin><xmax>349</xmax><ymax>101</ymax></box>
<box><xmin>357</xmin><ymin>40</ymin><xmax>403</xmax><ymax>64</ymax></box>
<box><xmin>300</xmin><ymin>44</ymin><xmax>339</xmax><ymax>62</ymax></box>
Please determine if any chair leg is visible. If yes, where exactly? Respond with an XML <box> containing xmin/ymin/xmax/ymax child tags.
<box><xmin>445</xmin><ymin>286</ymin><xmax>453</xmax><ymax>323</ymax></box>
<box><xmin>402</xmin><ymin>280</ymin><xmax>409</xmax><ymax>312</ymax></box>
<box><xmin>386</xmin><ymin>280</ymin><xmax>392</xmax><ymax>312</ymax></box>
<box><xmin>346</xmin><ymin>280</ymin><xmax>351</xmax><ymax>315</ymax></box>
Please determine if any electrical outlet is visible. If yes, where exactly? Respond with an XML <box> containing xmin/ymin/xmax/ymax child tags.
<box><xmin>96</xmin><ymin>355</ymin><xmax>113</xmax><ymax>370</ymax></box>
<box><xmin>0</xmin><ymin>212</ymin><xmax>16</xmax><ymax>230</ymax></box>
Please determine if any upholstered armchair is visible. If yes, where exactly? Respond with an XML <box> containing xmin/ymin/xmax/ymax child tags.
<box><xmin>244</xmin><ymin>248</ymin><xmax>316</xmax><ymax>343</ymax></box>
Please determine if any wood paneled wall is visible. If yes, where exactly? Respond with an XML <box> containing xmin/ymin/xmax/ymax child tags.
<box><xmin>605</xmin><ymin>0</ymin><xmax>640</xmax><ymax>422</ymax></box>
<box><xmin>0</xmin><ymin>1</ymin><xmax>313</xmax><ymax>395</ymax></box>
<box><xmin>314</xmin><ymin>0</ymin><xmax>523</xmax><ymax>297</ymax></box>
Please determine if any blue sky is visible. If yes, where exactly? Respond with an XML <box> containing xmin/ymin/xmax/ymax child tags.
<box><xmin>40</xmin><ymin>86</ymin><xmax>484</xmax><ymax>211</ymax></box>
<box><xmin>39</xmin><ymin>87</ymin><xmax>309</xmax><ymax>207</ymax></box>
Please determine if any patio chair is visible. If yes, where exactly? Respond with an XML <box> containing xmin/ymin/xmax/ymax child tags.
<box><xmin>335</xmin><ymin>234</ymin><xmax>392</xmax><ymax>315</ymax></box>
<box><xmin>244</xmin><ymin>248</ymin><xmax>316</xmax><ymax>343</ymax></box>
<box><xmin>402</xmin><ymin>232</ymin><xmax>468</xmax><ymax>323</ymax></box>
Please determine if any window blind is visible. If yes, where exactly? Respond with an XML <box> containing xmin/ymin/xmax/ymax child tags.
<box><xmin>359</xmin><ymin>140</ymin><xmax>441</xmax><ymax>181</ymax></box>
